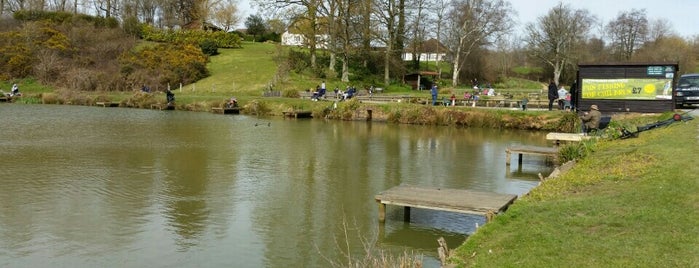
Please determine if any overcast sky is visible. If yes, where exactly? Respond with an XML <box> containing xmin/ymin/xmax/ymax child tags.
<box><xmin>509</xmin><ymin>0</ymin><xmax>698</xmax><ymax>38</ymax></box>
<box><xmin>238</xmin><ymin>0</ymin><xmax>699</xmax><ymax>38</ymax></box>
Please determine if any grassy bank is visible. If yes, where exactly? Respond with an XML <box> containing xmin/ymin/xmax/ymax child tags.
<box><xmin>450</xmin><ymin>115</ymin><xmax>698</xmax><ymax>267</ymax></box>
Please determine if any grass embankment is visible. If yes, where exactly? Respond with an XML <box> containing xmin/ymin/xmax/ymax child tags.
<box><xmin>3</xmin><ymin>42</ymin><xmax>546</xmax><ymax>114</ymax></box>
<box><xmin>451</xmin><ymin>115</ymin><xmax>699</xmax><ymax>267</ymax></box>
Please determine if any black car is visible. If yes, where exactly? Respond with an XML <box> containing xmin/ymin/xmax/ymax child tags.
<box><xmin>675</xmin><ymin>73</ymin><xmax>699</xmax><ymax>108</ymax></box>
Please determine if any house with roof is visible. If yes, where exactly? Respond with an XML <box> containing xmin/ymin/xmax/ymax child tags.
<box><xmin>280</xmin><ymin>17</ymin><xmax>331</xmax><ymax>49</ymax></box>
<box><xmin>402</xmin><ymin>38</ymin><xmax>449</xmax><ymax>62</ymax></box>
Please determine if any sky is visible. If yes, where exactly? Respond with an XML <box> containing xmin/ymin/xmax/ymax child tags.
<box><xmin>508</xmin><ymin>0</ymin><xmax>699</xmax><ymax>38</ymax></box>
<box><xmin>237</xmin><ymin>0</ymin><xmax>699</xmax><ymax>38</ymax></box>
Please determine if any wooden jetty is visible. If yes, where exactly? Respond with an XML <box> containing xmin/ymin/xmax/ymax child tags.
<box><xmin>150</xmin><ymin>103</ymin><xmax>175</xmax><ymax>110</ymax></box>
<box><xmin>282</xmin><ymin>110</ymin><xmax>312</xmax><ymax>118</ymax></box>
<box><xmin>506</xmin><ymin>145</ymin><xmax>559</xmax><ymax>165</ymax></box>
<box><xmin>375</xmin><ymin>185</ymin><xmax>518</xmax><ymax>223</ymax></box>
<box><xmin>212</xmin><ymin>107</ymin><xmax>240</xmax><ymax>114</ymax></box>
<box><xmin>95</xmin><ymin>101</ymin><xmax>119</xmax><ymax>107</ymax></box>
<box><xmin>546</xmin><ymin>132</ymin><xmax>591</xmax><ymax>142</ymax></box>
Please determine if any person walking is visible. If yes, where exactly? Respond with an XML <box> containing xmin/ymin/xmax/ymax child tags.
<box><xmin>547</xmin><ymin>81</ymin><xmax>557</xmax><ymax>111</ymax></box>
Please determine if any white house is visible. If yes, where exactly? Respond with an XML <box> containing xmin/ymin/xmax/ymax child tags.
<box><xmin>402</xmin><ymin>38</ymin><xmax>449</xmax><ymax>62</ymax></box>
<box><xmin>281</xmin><ymin>31</ymin><xmax>330</xmax><ymax>49</ymax></box>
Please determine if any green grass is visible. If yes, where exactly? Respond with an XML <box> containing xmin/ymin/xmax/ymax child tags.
<box><xmin>194</xmin><ymin>41</ymin><xmax>279</xmax><ymax>94</ymax></box>
<box><xmin>451</xmin><ymin>117</ymin><xmax>699</xmax><ymax>267</ymax></box>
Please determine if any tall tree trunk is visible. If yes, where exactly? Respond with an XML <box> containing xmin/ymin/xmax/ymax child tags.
<box><xmin>361</xmin><ymin>0</ymin><xmax>372</xmax><ymax>68</ymax></box>
<box><xmin>384</xmin><ymin>42</ymin><xmax>391</xmax><ymax>86</ymax></box>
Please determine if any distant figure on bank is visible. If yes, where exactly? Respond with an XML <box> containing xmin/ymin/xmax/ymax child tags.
<box><xmin>557</xmin><ymin>85</ymin><xmax>568</xmax><ymax>110</ymax></box>
<box><xmin>580</xmin><ymin>104</ymin><xmax>602</xmax><ymax>134</ymax></box>
<box><xmin>570</xmin><ymin>82</ymin><xmax>578</xmax><ymax>111</ymax></box>
<box><xmin>563</xmin><ymin>93</ymin><xmax>572</xmax><ymax>111</ymax></box>
<box><xmin>430</xmin><ymin>84</ymin><xmax>438</xmax><ymax>106</ymax></box>
<box><xmin>547</xmin><ymin>81</ymin><xmax>558</xmax><ymax>111</ymax></box>
<box><xmin>141</xmin><ymin>85</ymin><xmax>150</xmax><ymax>93</ymax></box>
<box><xmin>10</xmin><ymin>83</ymin><xmax>19</xmax><ymax>97</ymax></box>
<box><xmin>521</xmin><ymin>97</ymin><xmax>529</xmax><ymax>111</ymax></box>
<box><xmin>166</xmin><ymin>89</ymin><xmax>175</xmax><ymax>105</ymax></box>
<box><xmin>226</xmin><ymin>97</ymin><xmax>238</xmax><ymax>108</ymax></box>
<box><xmin>450</xmin><ymin>93</ymin><xmax>456</xmax><ymax>106</ymax></box>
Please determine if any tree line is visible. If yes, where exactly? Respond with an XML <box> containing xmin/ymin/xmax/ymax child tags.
<box><xmin>252</xmin><ymin>0</ymin><xmax>698</xmax><ymax>87</ymax></box>
<box><xmin>1</xmin><ymin>0</ymin><xmax>697</xmax><ymax>88</ymax></box>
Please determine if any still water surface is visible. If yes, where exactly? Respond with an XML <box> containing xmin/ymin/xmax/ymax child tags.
<box><xmin>0</xmin><ymin>104</ymin><xmax>553</xmax><ymax>268</ymax></box>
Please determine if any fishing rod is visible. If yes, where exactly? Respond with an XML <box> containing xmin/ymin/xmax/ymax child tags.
<box><xmin>620</xmin><ymin>111</ymin><xmax>694</xmax><ymax>139</ymax></box>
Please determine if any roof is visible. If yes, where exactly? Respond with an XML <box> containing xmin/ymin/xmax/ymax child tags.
<box><xmin>578</xmin><ymin>62</ymin><xmax>678</xmax><ymax>67</ymax></box>
<box><xmin>421</xmin><ymin>38</ymin><xmax>448</xmax><ymax>53</ymax></box>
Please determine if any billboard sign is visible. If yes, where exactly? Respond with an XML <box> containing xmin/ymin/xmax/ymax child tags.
<box><xmin>581</xmin><ymin>78</ymin><xmax>673</xmax><ymax>100</ymax></box>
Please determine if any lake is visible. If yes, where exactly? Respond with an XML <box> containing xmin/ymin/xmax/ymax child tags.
<box><xmin>0</xmin><ymin>104</ymin><xmax>553</xmax><ymax>268</ymax></box>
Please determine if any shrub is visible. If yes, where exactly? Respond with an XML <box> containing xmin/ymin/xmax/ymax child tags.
<box><xmin>558</xmin><ymin>139</ymin><xmax>597</xmax><ymax>163</ymax></box>
<box><xmin>282</xmin><ymin>89</ymin><xmax>300</xmax><ymax>98</ymax></box>
<box><xmin>244</xmin><ymin>100</ymin><xmax>271</xmax><ymax>116</ymax></box>
<box><xmin>199</xmin><ymin>39</ymin><xmax>219</xmax><ymax>56</ymax></box>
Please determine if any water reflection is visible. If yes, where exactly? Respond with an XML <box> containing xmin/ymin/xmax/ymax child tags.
<box><xmin>0</xmin><ymin>104</ymin><xmax>553</xmax><ymax>267</ymax></box>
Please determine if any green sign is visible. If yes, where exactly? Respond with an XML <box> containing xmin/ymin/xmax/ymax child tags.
<box><xmin>647</xmin><ymin>66</ymin><xmax>664</xmax><ymax>75</ymax></box>
<box><xmin>581</xmin><ymin>78</ymin><xmax>673</xmax><ymax>100</ymax></box>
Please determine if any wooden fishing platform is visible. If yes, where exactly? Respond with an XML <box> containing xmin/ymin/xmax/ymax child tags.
<box><xmin>506</xmin><ymin>145</ymin><xmax>559</xmax><ymax>165</ymax></box>
<box><xmin>96</xmin><ymin>101</ymin><xmax>119</xmax><ymax>107</ymax></box>
<box><xmin>150</xmin><ymin>103</ymin><xmax>175</xmax><ymax>110</ymax></box>
<box><xmin>546</xmin><ymin>132</ymin><xmax>591</xmax><ymax>142</ymax></box>
<box><xmin>212</xmin><ymin>107</ymin><xmax>240</xmax><ymax>114</ymax></box>
<box><xmin>282</xmin><ymin>110</ymin><xmax>312</xmax><ymax>118</ymax></box>
<box><xmin>375</xmin><ymin>185</ymin><xmax>518</xmax><ymax>223</ymax></box>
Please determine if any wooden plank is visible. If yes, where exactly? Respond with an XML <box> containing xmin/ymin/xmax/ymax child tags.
<box><xmin>283</xmin><ymin>110</ymin><xmax>312</xmax><ymax>118</ymax></box>
<box><xmin>150</xmin><ymin>103</ymin><xmax>175</xmax><ymax>110</ymax></box>
<box><xmin>212</xmin><ymin>107</ymin><xmax>240</xmax><ymax>114</ymax></box>
<box><xmin>375</xmin><ymin>185</ymin><xmax>518</xmax><ymax>222</ymax></box>
<box><xmin>546</xmin><ymin>132</ymin><xmax>591</xmax><ymax>142</ymax></box>
<box><xmin>96</xmin><ymin>101</ymin><xmax>117</xmax><ymax>107</ymax></box>
<box><xmin>506</xmin><ymin>145</ymin><xmax>559</xmax><ymax>165</ymax></box>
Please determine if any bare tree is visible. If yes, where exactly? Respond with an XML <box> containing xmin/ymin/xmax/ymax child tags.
<box><xmin>647</xmin><ymin>18</ymin><xmax>674</xmax><ymax>41</ymax></box>
<box><xmin>524</xmin><ymin>2</ymin><xmax>594</xmax><ymax>85</ymax></box>
<box><xmin>605</xmin><ymin>9</ymin><xmax>648</xmax><ymax>60</ymax></box>
<box><xmin>374</xmin><ymin>0</ymin><xmax>404</xmax><ymax>86</ymax></box>
<box><xmin>432</xmin><ymin>0</ymin><xmax>448</xmax><ymax>78</ymax></box>
<box><xmin>406</xmin><ymin>0</ymin><xmax>429</xmax><ymax>70</ymax></box>
<box><xmin>447</xmin><ymin>0</ymin><xmax>513</xmax><ymax>87</ymax></box>
<box><xmin>211</xmin><ymin>0</ymin><xmax>241</xmax><ymax>31</ymax></box>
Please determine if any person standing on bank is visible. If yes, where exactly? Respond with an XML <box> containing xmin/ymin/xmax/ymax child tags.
<box><xmin>430</xmin><ymin>84</ymin><xmax>438</xmax><ymax>106</ymax></box>
<box><xmin>581</xmin><ymin>104</ymin><xmax>602</xmax><ymax>134</ymax></box>
<box><xmin>547</xmin><ymin>81</ymin><xmax>557</xmax><ymax>111</ymax></box>
<box><xmin>570</xmin><ymin>82</ymin><xmax>578</xmax><ymax>111</ymax></box>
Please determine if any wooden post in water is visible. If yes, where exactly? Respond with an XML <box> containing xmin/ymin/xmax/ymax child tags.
<box><xmin>404</xmin><ymin>206</ymin><xmax>411</xmax><ymax>222</ymax></box>
<box><xmin>518</xmin><ymin>153</ymin><xmax>523</xmax><ymax>166</ymax></box>
<box><xmin>378</xmin><ymin>201</ymin><xmax>386</xmax><ymax>222</ymax></box>
<box><xmin>485</xmin><ymin>210</ymin><xmax>495</xmax><ymax>222</ymax></box>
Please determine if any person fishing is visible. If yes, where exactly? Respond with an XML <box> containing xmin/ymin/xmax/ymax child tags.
<box><xmin>580</xmin><ymin>104</ymin><xmax>601</xmax><ymax>134</ymax></box>
<box><xmin>226</xmin><ymin>97</ymin><xmax>238</xmax><ymax>108</ymax></box>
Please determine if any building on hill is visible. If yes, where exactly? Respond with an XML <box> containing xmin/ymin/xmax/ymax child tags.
<box><xmin>402</xmin><ymin>38</ymin><xmax>449</xmax><ymax>62</ymax></box>
<box><xmin>281</xmin><ymin>31</ymin><xmax>330</xmax><ymax>49</ymax></box>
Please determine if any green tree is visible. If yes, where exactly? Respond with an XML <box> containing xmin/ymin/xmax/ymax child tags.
<box><xmin>245</xmin><ymin>14</ymin><xmax>267</xmax><ymax>41</ymax></box>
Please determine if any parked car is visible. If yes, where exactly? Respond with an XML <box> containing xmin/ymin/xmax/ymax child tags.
<box><xmin>675</xmin><ymin>73</ymin><xmax>699</xmax><ymax>108</ymax></box>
